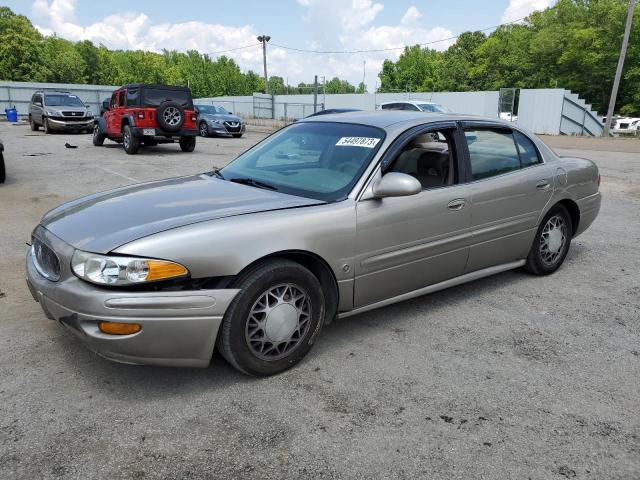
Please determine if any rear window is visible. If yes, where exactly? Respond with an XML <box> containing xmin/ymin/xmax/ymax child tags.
<box><xmin>142</xmin><ymin>88</ymin><xmax>193</xmax><ymax>108</ymax></box>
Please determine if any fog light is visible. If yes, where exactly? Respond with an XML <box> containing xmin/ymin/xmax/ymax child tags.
<box><xmin>98</xmin><ymin>321</ymin><xmax>141</xmax><ymax>335</ymax></box>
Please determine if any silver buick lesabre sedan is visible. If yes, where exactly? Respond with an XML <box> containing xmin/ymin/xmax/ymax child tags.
<box><xmin>26</xmin><ymin>111</ymin><xmax>601</xmax><ymax>376</ymax></box>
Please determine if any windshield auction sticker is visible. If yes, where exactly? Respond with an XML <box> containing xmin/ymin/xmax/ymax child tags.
<box><xmin>335</xmin><ymin>137</ymin><xmax>381</xmax><ymax>148</ymax></box>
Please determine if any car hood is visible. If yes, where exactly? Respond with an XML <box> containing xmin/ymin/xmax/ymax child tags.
<box><xmin>201</xmin><ymin>113</ymin><xmax>242</xmax><ymax>123</ymax></box>
<box><xmin>40</xmin><ymin>174</ymin><xmax>325</xmax><ymax>254</ymax></box>
<box><xmin>45</xmin><ymin>106</ymin><xmax>88</xmax><ymax>113</ymax></box>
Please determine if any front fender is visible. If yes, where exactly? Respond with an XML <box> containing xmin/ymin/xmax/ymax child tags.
<box><xmin>94</xmin><ymin>116</ymin><xmax>107</xmax><ymax>133</ymax></box>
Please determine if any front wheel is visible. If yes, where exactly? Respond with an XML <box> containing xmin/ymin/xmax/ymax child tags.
<box><xmin>199</xmin><ymin>122</ymin><xmax>209</xmax><ymax>137</ymax></box>
<box><xmin>525</xmin><ymin>204</ymin><xmax>573</xmax><ymax>275</ymax></box>
<box><xmin>217</xmin><ymin>259</ymin><xmax>326</xmax><ymax>376</ymax></box>
<box><xmin>179</xmin><ymin>136</ymin><xmax>196</xmax><ymax>152</ymax></box>
<box><xmin>232</xmin><ymin>133</ymin><xmax>243</xmax><ymax>138</ymax></box>
<box><xmin>92</xmin><ymin>124</ymin><xmax>106</xmax><ymax>146</ymax></box>
<box><xmin>29</xmin><ymin>116</ymin><xmax>39</xmax><ymax>131</ymax></box>
<box><xmin>43</xmin><ymin>118</ymin><xmax>51</xmax><ymax>134</ymax></box>
<box><xmin>122</xmin><ymin>125</ymin><xmax>140</xmax><ymax>154</ymax></box>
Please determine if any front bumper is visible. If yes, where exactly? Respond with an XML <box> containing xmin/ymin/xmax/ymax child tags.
<box><xmin>46</xmin><ymin>117</ymin><xmax>94</xmax><ymax>131</ymax></box>
<box><xmin>26</xmin><ymin>235</ymin><xmax>239</xmax><ymax>368</ymax></box>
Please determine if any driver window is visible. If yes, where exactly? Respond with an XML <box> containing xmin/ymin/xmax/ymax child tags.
<box><xmin>118</xmin><ymin>91</ymin><xmax>126</xmax><ymax>107</ymax></box>
<box><xmin>110</xmin><ymin>92</ymin><xmax>118</xmax><ymax>108</ymax></box>
<box><xmin>387</xmin><ymin>129</ymin><xmax>458</xmax><ymax>189</ymax></box>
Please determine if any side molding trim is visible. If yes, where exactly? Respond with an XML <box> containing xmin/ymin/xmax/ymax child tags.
<box><xmin>338</xmin><ymin>260</ymin><xmax>526</xmax><ymax>318</ymax></box>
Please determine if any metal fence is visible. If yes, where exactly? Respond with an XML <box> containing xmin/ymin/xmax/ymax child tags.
<box><xmin>0</xmin><ymin>81</ymin><xmax>117</xmax><ymax>118</ymax></box>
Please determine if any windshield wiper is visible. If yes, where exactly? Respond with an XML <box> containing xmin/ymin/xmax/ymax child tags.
<box><xmin>229</xmin><ymin>177</ymin><xmax>278</xmax><ymax>191</ymax></box>
<box><xmin>210</xmin><ymin>167</ymin><xmax>225</xmax><ymax>180</ymax></box>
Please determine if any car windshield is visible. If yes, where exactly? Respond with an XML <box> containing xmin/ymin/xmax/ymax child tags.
<box><xmin>196</xmin><ymin>105</ymin><xmax>227</xmax><ymax>115</ymax></box>
<box><xmin>220</xmin><ymin>122</ymin><xmax>385</xmax><ymax>202</ymax></box>
<box><xmin>44</xmin><ymin>94</ymin><xmax>85</xmax><ymax>107</ymax></box>
<box><xmin>142</xmin><ymin>88</ymin><xmax>193</xmax><ymax>108</ymax></box>
<box><xmin>416</xmin><ymin>103</ymin><xmax>448</xmax><ymax>113</ymax></box>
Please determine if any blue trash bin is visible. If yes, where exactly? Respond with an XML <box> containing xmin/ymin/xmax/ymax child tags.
<box><xmin>5</xmin><ymin>107</ymin><xmax>18</xmax><ymax>122</ymax></box>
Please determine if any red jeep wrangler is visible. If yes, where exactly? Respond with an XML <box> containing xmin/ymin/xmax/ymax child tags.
<box><xmin>93</xmin><ymin>84</ymin><xmax>198</xmax><ymax>154</ymax></box>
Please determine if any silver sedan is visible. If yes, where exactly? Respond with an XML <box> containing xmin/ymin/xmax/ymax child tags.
<box><xmin>26</xmin><ymin>112</ymin><xmax>601</xmax><ymax>376</ymax></box>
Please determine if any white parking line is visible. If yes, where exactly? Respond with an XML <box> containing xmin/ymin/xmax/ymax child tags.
<box><xmin>94</xmin><ymin>166</ymin><xmax>139</xmax><ymax>183</ymax></box>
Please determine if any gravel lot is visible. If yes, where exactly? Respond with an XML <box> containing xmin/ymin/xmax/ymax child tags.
<box><xmin>0</xmin><ymin>121</ymin><xmax>639</xmax><ymax>479</ymax></box>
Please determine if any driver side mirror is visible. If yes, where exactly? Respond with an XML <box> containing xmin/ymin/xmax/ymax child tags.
<box><xmin>102</xmin><ymin>100</ymin><xmax>110</xmax><ymax>111</ymax></box>
<box><xmin>34</xmin><ymin>101</ymin><xmax>42</xmax><ymax>107</ymax></box>
<box><xmin>372</xmin><ymin>172</ymin><xmax>422</xmax><ymax>198</ymax></box>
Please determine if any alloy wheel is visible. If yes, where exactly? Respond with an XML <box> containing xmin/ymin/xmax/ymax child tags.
<box><xmin>245</xmin><ymin>283</ymin><xmax>312</xmax><ymax>361</ymax></box>
<box><xmin>163</xmin><ymin>107</ymin><xmax>182</xmax><ymax>126</ymax></box>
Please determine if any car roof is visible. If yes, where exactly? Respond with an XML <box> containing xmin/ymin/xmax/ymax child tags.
<box><xmin>36</xmin><ymin>90</ymin><xmax>72</xmax><ymax>95</ymax></box>
<box><xmin>300</xmin><ymin>110</ymin><xmax>505</xmax><ymax>130</ymax></box>
<box><xmin>380</xmin><ymin>100</ymin><xmax>439</xmax><ymax>106</ymax></box>
<box><xmin>120</xmin><ymin>84</ymin><xmax>192</xmax><ymax>91</ymax></box>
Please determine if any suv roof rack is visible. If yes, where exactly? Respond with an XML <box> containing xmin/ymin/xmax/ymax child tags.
<box><xmin>35</xmin><ymin>89</ymin><xmax>72</xmax><ymax>94</ymax></box>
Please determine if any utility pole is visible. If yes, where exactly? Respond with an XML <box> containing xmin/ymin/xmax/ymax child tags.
<box><xmin>603</xmin><ymin>0</ymin><xmax>637</xmax><ymax>136</ymax></box>
<box><xmin>257</xmin><ymin>35</ymin><xmax>271</xmax><ymax>94</ymax></box>
<box><xmin>362</xmin><ymin>60</ymin><xmax>366</xmax><ymax>93</ymax></box>
<box><xmin>313</xmin><ymin>75</ymin><xmax>318</xmax><ymax>113</ymax></box>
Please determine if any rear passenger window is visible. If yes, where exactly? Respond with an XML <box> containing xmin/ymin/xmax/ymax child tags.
<box><xmin>126</xmin><ymin>89</ymin><xmax>139</xmax><ymax>107</ymax></box>
<box><xmin>514</xmin><ymin>131</ymin><xmax>541</xmax><ymax>167</ymax></box>
<box><xmin>465</xmin><ymin>129</ymin><xmax>520</xmax><ymax>180</ymax></box>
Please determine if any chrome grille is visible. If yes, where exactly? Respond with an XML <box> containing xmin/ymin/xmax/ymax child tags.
<box><xmin>224</xmin><ymin>121</ymin><xmax>241</xmax><ymax>132</ymax></box>
<box><xmin>62</xmin><ymin>111</ymin><xmax>85</xmax><ymax>117</ymax></box>
<box><xmin>32</xmin><ymin>238</ymin><xmax>61</xmax><ymax>281</ymax></box>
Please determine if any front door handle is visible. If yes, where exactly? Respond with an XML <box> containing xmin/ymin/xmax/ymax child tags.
<box><xmin>447</xmin><ymin>198</ymin><xmax>466</xmax><ymax>211</ymax></box>
<box><xmin>536</xmin><ymin>180</ymin><xmax>551</xmax><ymax>189</ymax></box>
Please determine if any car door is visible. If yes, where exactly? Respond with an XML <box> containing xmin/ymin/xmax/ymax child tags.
<box><xmin>105</xmin><ymin>91</ymin><xmax>120</xmax><ymax>136</ymax></box>
<box><xmin>32</xmin><ymin>94</ymin><xmax>43</xmax><ymax>123</ymax></box>
<box><xmin>353</xmin><ymin>123</ymin><xmax>473</xmax><ymax>308</ymax></box>
<box><xmin>461</xmin><ymin>122</ymin><xmax>554</xmax><ymax>272</ymax></box>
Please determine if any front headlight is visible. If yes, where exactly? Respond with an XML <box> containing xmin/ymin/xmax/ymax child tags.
<box><xmin>71</xmin><ymin>250</ymin><xmax>188</xmax><ymax>286</ymax></box>
<box><xmin>86</xmin><ymin>110</ymin><xmax>93</xmax><ymax>117</ymax></box>
<box><xmin>209</xmin><ymin>119</ymin><xmax>222</xmax><ymax>124</ymax></box>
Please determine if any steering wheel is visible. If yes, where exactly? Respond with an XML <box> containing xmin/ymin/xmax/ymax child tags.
<box><xmin>338</xmin><ymin>161</ymin><xmax>360</xmax><ymax>175</ymax></box>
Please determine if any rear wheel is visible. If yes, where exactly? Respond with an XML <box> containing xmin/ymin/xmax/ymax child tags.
<box><xmin>92</xmin><ymin>124</ymin><xmax>106</xmax><ymax>146</ymax></box>
<box><xmin>217</xmin><ymin>259</ymin><xmax>325</xmax><ymax>376</ymax></box>
<box><xmin>122</xmin><ymin>125</ymin><xmax>140</xmax><ymax>154</ymax></box>
<box><xmin>0</xmin><ymin>153</ymin><xmax>5</xmax><ymax>184</ymax></box>
<box><xmin>179</xmin><ymin>136</ymin><xmax>196</xmax><ymax>152</ymax></box>
<box><xmin>29</xmin><ymin>116</ymin><xmax>39</xmax><ymax>131</ymax></box>
<box><xmin>525</xmin><ymin>204</ymin><xmax>573</xmax><ymax>275</ymax></box>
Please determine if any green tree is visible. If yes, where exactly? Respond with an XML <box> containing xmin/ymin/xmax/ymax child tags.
<box><xmin>267</xmin><ymin>75</ymin><xmax>286</xmax><ymax>94</ymax></box>
<box><xmin>324</xmin><ymin>77</ymin><xmax>356</xmax><ymax>93</ymax></box>
<box><xmin>41</xmin><ymin>36</ymin><xmax>86</xmax><ymax>83</ymax></box>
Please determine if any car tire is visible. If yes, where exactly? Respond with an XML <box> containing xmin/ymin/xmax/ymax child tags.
<box><xmin>155</xmin><ymin>101</ymin><xmax>185</xmax><ymax>132</ymax></box>
<box><xmin>179</xmin><ymin>136</ymin><xmax>196</xmax><ymax>152</ymax></box>
<box><xmin>92</xmin><ymin>124</ymin><xmax>106</xmax><ymax>146</ymax></box>
<box><xmin>217</xmin><ymin>259</ymin><xmax>326</xmax><ymax>376</ymax></box>
<box><xmin>232</xmin><ymin>133</ymin><xmax>243</xmax><ymax>138</ymax></box>
<box><xmin>199</xmin><ymin>122</ymin><xmax>209</xmax><ymax>137</ymax></box>
<box><xmin>0</xmin><ymin>153</ymin><xmax>5</xmax><ymax>184</ymax></box>
<box><xmin>43</xmin><ymin>118</ymin><xmax>51</xmax><ymax>134</ymax></box>
<box><xmin>29</xmin><ymin>116</ymin><xmax>39</xmax><ymax>131</ymax></box>
<box><xmin>524</xmin><ymin>204</ymin><xmax>573</xmax><ymax>276</ymax></box>
<box><xmin>122</xmin><ymin>125</ymin><xmax>140</xmax><ymax>154</ymax></box>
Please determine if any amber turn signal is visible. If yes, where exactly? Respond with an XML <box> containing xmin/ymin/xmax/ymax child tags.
<box><xmin>145</xmin><ymin>260</ymin><xmax>189</xmax><ymax>281</ymax></box>
<box><xmin>98</xmin><ymin>321</ymin><xmax>142</xmax><ymax>335</ymax></box>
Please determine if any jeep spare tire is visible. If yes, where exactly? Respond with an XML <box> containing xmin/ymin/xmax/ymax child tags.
<box><xmin>156</xmin><ymin>101</ymin><xmax>185</xmax><ymax>132</ymax></box>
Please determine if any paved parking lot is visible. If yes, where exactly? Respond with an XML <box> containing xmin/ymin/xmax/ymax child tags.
<box><xmin>1</xmin><ymin>121</ymin><xmax>639</xmax><ymax>479</ymax></box>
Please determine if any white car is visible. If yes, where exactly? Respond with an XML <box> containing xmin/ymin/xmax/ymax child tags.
<box><xmin>379</xmin><ymin>101</ymin><xmax>450</xmax><ymax>113</ymax></box>
<box><xmin>612</xmin><ymin>117</ymin><xmax>640</xmax><ymax>134</ymax></box>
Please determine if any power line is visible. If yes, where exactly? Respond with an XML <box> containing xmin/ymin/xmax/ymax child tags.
<box><xmin>269</xmin><ymin>17</ymin><xmax>528</xmax><ymax>55</ymax></box>
<box><xmin>205</xmin><ymin>43</ymin><xmax>259</xmax><ymax>55</ymax></box>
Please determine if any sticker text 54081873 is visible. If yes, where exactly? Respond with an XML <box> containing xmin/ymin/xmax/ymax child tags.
<box><xmin>335</xmin><ymin>137</ymin><xmax>381</xmax><ymax>148</ymax></box>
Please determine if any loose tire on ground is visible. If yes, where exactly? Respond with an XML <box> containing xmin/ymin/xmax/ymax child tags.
<box><xmin>122</xmin><ymin>125</ymin><xmax>140</xmax><ymax>154</ymax></box>
<box><xmin>179</xmin><ymin>136</ymin><xmax>196</xmax><ymax>152</ymax></box>
<box><xmin>92</xmin><ymin>124</ymin><xmax>106</xmax><ymax>146</ymax></box>
<box><xmin>525</xmin><ymin>204</ymin><xmax>573</xmax><ymax>276</ymax></box>
<box><xmin>217</xmin><ymin>258</ymin><xmax>326</xmax><ymax>376</ymax></box>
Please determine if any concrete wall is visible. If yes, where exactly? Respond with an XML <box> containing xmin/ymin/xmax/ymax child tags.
<box><xmin>0</xmin><ymin>81</ymin><xmax>118</xmax><ymax>117</ymax></box>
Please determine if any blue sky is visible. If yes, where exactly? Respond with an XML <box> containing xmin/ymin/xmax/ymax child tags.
<box><xmin>2</xmin><ymin>0</ymin><xmax>553</xmax><ymax>89</ymax></box>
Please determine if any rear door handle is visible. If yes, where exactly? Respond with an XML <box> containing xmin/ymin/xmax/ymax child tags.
<box><xmin>447</xmin><ymin>198</ymin><xmax>466</xmax><ymax>211</ymax></box>
<box><xmin>536</xmin><ymin>180</ymin><xmax>551</xmax><ymax>189</ymax></box>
